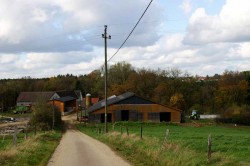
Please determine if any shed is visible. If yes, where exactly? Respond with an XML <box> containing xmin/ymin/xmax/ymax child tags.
<box><xmin>52</xmin><ymin>96</ymin><xmax>76</xmax><ymax>115</ymax></box>
<box><xmin>89</xmin><ymin>92</ymin><xmax>181</xmax><ymax>123</ymax></box>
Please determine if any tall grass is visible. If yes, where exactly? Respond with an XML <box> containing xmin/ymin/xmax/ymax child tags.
<box><xmin>0</xmin><ymin>131</ymin><xmax>62</xmax><ymax>166</ymax></box>
<box><xmin>77</xmin><ymin>122</ymin><xmax>250</xmax><ymax>166</ymax></box>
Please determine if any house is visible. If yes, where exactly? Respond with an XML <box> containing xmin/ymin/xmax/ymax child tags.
<box><xmin>16</xmin><ymin>90</ymin><xmax>83</xmax><ymax>115</ymax></box>
<box><xmin>88</xmin><ymin>92</ymin><xmax>182</xmax><ymax>123</ymax></box>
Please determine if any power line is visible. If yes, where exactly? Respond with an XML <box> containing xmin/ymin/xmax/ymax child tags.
<box><xmin>107</xmin><ymin>0</ymin><xmax>154</xmax><ymax>62</ymax></box>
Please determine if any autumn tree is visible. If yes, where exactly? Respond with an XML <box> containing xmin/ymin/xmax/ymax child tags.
<box><xmin>215</xmin><ymin>70</ymin><xmax>249</xmax><ymax>111</ymax></box>
<box><xmin>169</xmin><ymin>93</ymin><xmax>185</xmax><ymax>110</ymax></box>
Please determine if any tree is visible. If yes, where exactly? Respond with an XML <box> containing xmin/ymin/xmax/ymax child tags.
<box><xmin>215</xmin><ymin>71</ymin><xmax>249</xmax><ymax>110</ymax></box>
<box><xmin>169</xmin><ymin>93</ymin><xmax>185</xmax><ymax>110</ymax></box>
<box><xmin>108</xmin><ymin>61</ymin><xmax>135</xmax><ymax>85</ymax></box>
<box><xmin>29</xmin><ymin>99</ymin><xmax>62</xmax><ymax>131</ymax></box>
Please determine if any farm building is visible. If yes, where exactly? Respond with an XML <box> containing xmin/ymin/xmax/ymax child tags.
<box><xmin>52</xmin><ymin>96</ymin><xmax>77</xmax><ymax>115</ymax></box>
<box><xmin>16</xmin><ymin>90</ymin><xmax>83</xmax><ymax>115</ymax></box>
<box><xmin>16</xmin><ymin>92</ymin><xmax>55</xmax><ymax>107</ymax></box>
<box><xmin>88</xmin><ymin>92</ymin><xmax>182</xmax><ymax>123</ymax></box>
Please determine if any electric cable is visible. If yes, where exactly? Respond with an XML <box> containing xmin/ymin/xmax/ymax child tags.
<box><xmin>107</xmin><ymin>0</ymin><xmax>154</xmax><ymax>62</ymax></box>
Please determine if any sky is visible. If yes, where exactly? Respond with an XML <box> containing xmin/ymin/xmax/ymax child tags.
<box><xmin>0</xmin><ymin>0</ymin><xmax>250</xmax><ymax>78</ymax></box>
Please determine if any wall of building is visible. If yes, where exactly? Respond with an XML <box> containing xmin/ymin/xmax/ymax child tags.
<box><xmin>17</xmin><ymin>102</ymin><xmax>32</xmax><ymax>106</ymax></box>
<box><xmin>90</xmin><ymin>104</ymin><xmax>181</xmax><ymax>123</ymax></box>
<box><xmin>53</xmin><ymin>101</ymin><xmax>64</xmax><ymax>113</ymax></box>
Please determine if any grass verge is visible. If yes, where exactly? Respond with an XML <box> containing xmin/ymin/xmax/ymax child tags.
<box><xmin>0</xmin><ymin>131</ymin><xmax>62</xmax><ymax>166</ymax></box>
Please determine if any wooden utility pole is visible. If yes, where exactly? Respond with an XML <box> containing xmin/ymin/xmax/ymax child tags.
<box><xmin>1</xmin><ymin>102</ymin><xmax>3</xmax><ymax>113</ymax></box>
<box><xmin>102</xmin><ymin>25</ymin><xmax>111</xmax><ymax>133</ymax></box>
<box><xmin>52</xmin><ymin>98</ymin><xmax>55</xmax><ymax>130</ymax></box>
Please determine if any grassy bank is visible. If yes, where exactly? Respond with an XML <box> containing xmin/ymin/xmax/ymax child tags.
<box><xmin>77</xmin><ymin>122</ymin><xmax>250</xmax><ymax>166</ymax></box>
<box><xmin>0</xmin><ymin>131</ymin><xmax>62</xmax><ymax>166</ymax></box>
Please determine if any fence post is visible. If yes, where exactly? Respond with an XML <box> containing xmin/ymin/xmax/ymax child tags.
<box><xmin>34</xmin><ymin>124</ymin><xmax>37</xmax><ymax>135</ymax></box>
<box><xmin>140</xmin><ymin>123</ymin><xmax>143</xmax><ymax>140</ymax></box>
<box><xmin>98</xmin><ymin>127</ymin><xmax>101</xmax><ymax>134</ymax></box>
<box><xmin>2</xmin><ymin>128</ymin><xmax>6</xmax><ymax>143</ymax></box>
<box><xmin>207</xmin><ymin>134</ymin><xmax>212</xmax><ymax>163</ymax></box>
<box><xmin>112</xmin><ymin>123</ymin><xmax>115</xmax><ymax>131</ymax></box>
<box><xmin>13</xmin><ymin>126</ymin><xmax>17</xmax><ymax>146</ymax></box>
<box><xmin>162</xmin><ymin>129</ymin><xmax>170</xmax><ymax>149</ymax></box>
<box><xmin>25</xmin><ymin>122</ymin><xmax>28</xmax><ymax>140</ymax></box>
<box><xmin>120</xmin><ymin>124</ymin><xmax>123</xmax><ymax>135</ymax></box>
<box><xmin>126</xmin><ymin>125</ymin><xmax>129</xmax><ymax>136</ymax></box>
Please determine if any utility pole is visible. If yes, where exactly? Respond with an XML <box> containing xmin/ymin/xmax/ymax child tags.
<box><xmin>52</xmin><ymin>98</ymin><xmax>55</xmax><ymax>130</ymax></box>
<box><xmin>102</xmin><ymin>25</ymin><xmax>111</xmax><ymax>133</ymax></box>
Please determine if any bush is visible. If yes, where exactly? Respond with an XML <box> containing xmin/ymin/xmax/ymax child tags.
<box><xmin>29</xmin><ymin>99</ymin><xmax>62</xmax><ymax>130</ymax></box>
<box><xmin>216</xmin><ymin>104</ymin><xmax>250</xmax><ymax>126</ymax></box>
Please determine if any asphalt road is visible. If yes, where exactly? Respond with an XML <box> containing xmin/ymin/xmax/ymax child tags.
<box><xmin>47</xmin><ymin>115</ymin><xmax>130</xmax><ymax>166</ymax></box>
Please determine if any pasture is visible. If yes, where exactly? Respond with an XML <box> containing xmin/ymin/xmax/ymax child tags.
<box><xmin>78</xmin><ymin>121</ymin><xmax>250</xmax><ymax>166</ymax></box>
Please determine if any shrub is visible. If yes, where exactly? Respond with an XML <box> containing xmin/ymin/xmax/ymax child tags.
<box><xmin>216</xmin><ymin>104</ymin><xmax>250</xmax><ymax>126</ymax></box>
<box><xmin>29</xmin><ymin>99</ymin><xmax>62</xmax><ymax>130</ymax></box>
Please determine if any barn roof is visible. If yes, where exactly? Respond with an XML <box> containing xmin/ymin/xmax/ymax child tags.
<box><xmin>56</xmin><ymin>90</ymin><xmax>78</xmax><ymax>98</ymax></box>
<box><xmin>17</xmin><ymin>92</ymin><xmax>55</xmax><ymax>102</ymax></box>
<box><xmin>54</xmin><ymin>96</ymin><xmax>76</xmax><ymax>102</ymax></box>
<box><xmin>17</xmin><ymin>90</ymin><xmax>82</xmax><ymax>104</ymax></box>
<box><xmin>89</xmin><ymin>92</ymin><xmax>135</xmax><ymax>112</ymax></box>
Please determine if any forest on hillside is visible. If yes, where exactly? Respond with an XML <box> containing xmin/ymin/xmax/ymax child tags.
<box><xmin>0</xmin><ymin>61</ymin><xmax>249</xmax><ymax>116</ymax></box>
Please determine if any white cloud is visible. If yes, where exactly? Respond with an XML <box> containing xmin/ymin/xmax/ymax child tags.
<box><xmin>179</xmin><ymin>0</ymin><xmax>192</xmax><ymax>14</ymax></box>
<box><xmin>32</xmin><ymin>8</ymin><xmax>48</xmax><ymax>23</ymax></box>
<box><xmin>184</xmin><ymin>0</ymin><xmax>250</xmax><ymax>44</ymax></box>
<box><xmin>0</xmin><ymin>54</ymin><xmax>19</xmax><ymax>64</ymax></box>
<box><xmin>236</xmin><ymin>43</ymin><xmax>250</xmax><ymax>58</ymax></box>
<box><xmin>0</xmin><ymin>0</ymin><xmax>249</xmax><ymax>79</ymax></box>
<box><xmin>0</xmin><ymin>0</ymin><xmax>163</xmax><ymax>52</ymax></box>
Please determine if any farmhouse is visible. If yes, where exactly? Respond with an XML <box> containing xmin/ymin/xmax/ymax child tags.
<box><xmin>16</xmin><ymin>90</ymin><xmax>83</xmax><ymax>115</ymax></box>
<box><xmin>88</xmin><ymin>92</ymin><xmax>182</xmax><ymax>123</ymax></box>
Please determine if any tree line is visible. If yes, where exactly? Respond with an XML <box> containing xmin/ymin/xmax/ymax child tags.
<box><xmin>0</xmin><ymin>61</ymin><xmax>249</xmax><ymax>115</ymax></box>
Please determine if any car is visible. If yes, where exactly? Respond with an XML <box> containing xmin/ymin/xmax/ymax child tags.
<box><xmin>79</xmin><ymin>116</ymin><xmax>88</xmax><ymax>122</ymax></box>
<box><xmin>0</xmin><ymin>117</ymin><xmax>16</xmax><ymax>123</ymax></box>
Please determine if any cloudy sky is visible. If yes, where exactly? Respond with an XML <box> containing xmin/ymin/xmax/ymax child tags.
<box><xmin>0</xmin><ymin>0</ymin><xmax>250</xmax><ymax>78</ymax></box>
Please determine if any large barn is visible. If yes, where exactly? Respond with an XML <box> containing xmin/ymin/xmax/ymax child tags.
<box><xmin>88</xmin><ymin>92</ymin><xmax>182</xmax><ymax>123</ymax></box>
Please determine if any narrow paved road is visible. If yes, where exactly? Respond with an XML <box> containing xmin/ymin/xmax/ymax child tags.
<box><xmin>47</xmin><ymin>115</ymin><xmax>130</xmax><ymax>166</ymax></box>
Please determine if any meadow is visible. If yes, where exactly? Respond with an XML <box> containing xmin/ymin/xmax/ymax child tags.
<box><xmin>78</xmin><ymin>121</ymin><xmax>250</xmax><ymax>166</ymax></box>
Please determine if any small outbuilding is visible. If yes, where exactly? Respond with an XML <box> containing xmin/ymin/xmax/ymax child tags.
<box><xmin>88</xmin><ymin>92</ymin><xmax>182</xmax><ymax>123</ymax></box>
<box><xmin>52</xmin><ymin>96</ymin><xmax>76</xmax><ymax>115</ymax></box>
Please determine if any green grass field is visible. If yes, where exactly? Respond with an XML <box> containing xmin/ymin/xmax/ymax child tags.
<box><xmin>78</xmin><ymin>122</ymin><xmax>250</xmax><ymax>166</ymax></box>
